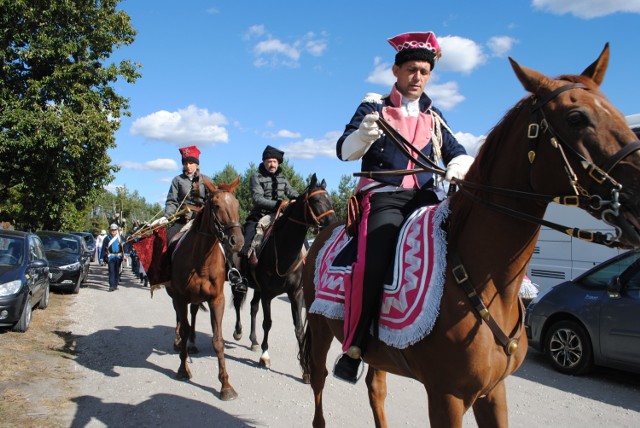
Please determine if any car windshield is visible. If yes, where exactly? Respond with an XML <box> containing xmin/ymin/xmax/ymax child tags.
<box><xmin>580</xmin><ymin>251</ymin><xmax>640</xmax><ymax>288</ymax></box>
<box><xmin>0</xmin><ymin>236</ymin><xmax>24</xmax><ymax>265</ymax></box>
<box><xmin>41</xmin><ymin>235</ymin><xmax>80</xmax><ymax>254</ymax></box>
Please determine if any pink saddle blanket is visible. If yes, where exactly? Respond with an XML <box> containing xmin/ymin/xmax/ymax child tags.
<box><xmin>309</xmin><ymin>201</ymin><xmax>450</xmax><ymax>349</ymax></box>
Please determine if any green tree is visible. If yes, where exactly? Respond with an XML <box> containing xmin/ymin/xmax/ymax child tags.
<box><xmin>0</xmin><ymin>0</ymin><xmax>140</xmax><ymax>231</ymax></box>
<box><xmin>330</xmin><ymin>174</ymin><xmax>357</xmax><ymax>222</ymax></box>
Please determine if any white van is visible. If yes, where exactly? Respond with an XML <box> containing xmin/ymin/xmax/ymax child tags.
<box><xmin>526</xmin><ymin>114</ymin><xmax>640</xmax><ymax>291</ymax></box>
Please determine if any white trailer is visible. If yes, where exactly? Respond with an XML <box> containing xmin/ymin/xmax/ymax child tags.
<box><xmin>526</xmin><ymin>114</ymin><xmax>640</xmax><ymax>291</ymax></box>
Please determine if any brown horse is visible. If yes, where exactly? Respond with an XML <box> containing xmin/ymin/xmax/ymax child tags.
<box><xmin>166</xmin><ymin>176</ymin><xmax>243</xmax><ymax>401</ymax></box>
<box><xmin>299</xmin><ymin>44</ymin><xmax>640</xmax><ymax>426</ymax></box>
<box><xmin>231</xmin><ymin>174</ymin><xmax>337</xmax><ymax>368</ymax></box>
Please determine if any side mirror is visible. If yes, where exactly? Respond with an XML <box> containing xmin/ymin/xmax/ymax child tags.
<box><xmin>30</xmin><ymin>258</ymin><xmax>48</xmax><ymax>269</ymax></box>
<box><xmin>607</xmin><ymin>276</ymin><xmax>622</xmax><ymax>299</ymax></box>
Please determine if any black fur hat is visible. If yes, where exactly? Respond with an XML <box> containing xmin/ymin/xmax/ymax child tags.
<box><xmin>262</xmin><ymin>145</ymin><xmax>284</xmax><ymax>162</ymax></box>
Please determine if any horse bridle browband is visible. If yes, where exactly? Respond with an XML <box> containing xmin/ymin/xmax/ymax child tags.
<box><xmin>288</xmin><ymin>189</ymin><xmax>336</xmax><ymax>229</ymax></box>
<box><xmin>204</xmin><ymin>190</ymin><xmax>242</xmax><ymax>244</ymax></box>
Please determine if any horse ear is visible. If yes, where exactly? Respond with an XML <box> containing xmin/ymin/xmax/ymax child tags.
<box><xmin>310</xmin><ymin>173</ymin><xmax>317</xmax><ymax>187</ymax></box>
<box><xmin>229</xmin><ymin>175</ymin><xmax>241</xmax><ymax>192</ymax></box>
<box><xmin>202</xmin><ymin>176</ymin><xmax>218</xmax><ymax>193</ymax></box>
<box><xmin>509</xmin><ymin>57</ymin><xmax>549</xmax><ymax>95</ymax></box>
<box><xmin>321</xmin><ymin>179</ymin><xmax>327</xmax><ymax>189</ymax></box>
<box><xmin>580</xmin><ymin>43</ymin><xmax>609</xmax><ymax>87</ymax></box>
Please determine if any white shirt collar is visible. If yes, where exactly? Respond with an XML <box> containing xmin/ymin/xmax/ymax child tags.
<box><xmin>401</xmin><ymin>96</ymin><xmax>420</xmax><ymax>117</ymax></box>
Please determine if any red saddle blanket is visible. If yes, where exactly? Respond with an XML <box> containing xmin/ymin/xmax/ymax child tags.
<box><xmin>132</xmin><ymin>228</ymin><xmax>170</xmax><ymax>286</ymax></box>
<box><xmin>309</xmin><ymin>201</ymin><xmax>449</xmax><ymax>349</ymax></box>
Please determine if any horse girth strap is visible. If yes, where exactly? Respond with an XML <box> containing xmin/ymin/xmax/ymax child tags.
<box><xmin>450</xmin><ymin>252</ymin><xmax>523</xmax><ymax>356</ymax></box>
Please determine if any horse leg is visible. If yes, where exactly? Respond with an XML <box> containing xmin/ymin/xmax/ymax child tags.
<box><xmin>209</xmin><ymin>296</ymin><xmax>238</xmax><ymax>401</ymax></box>
<box><xmin>249</xmin><ymin>289</ymin><xmax>261</xmax><ymax>351</ymax></box>
<box><xmin>365</xmin><ymin>367</ymin><xmax>389</xmax><ymax>428</ymax></box>
<box><xmin>173</xmin><ymin>300</ymin><xmax>182</xmax><ymax>352</ymax></box>
<box><xmin>288</xmin><ymin>287</ymin><xmax>305</xmax><ymax>350</ymax></box>
<box><xmin>427</xmin><ymin>392</ymin><xmax>467</xmax><ymax>428</ymax></box>
<box><xmin>232</xmin><ymin>286</ymin><xmax>245</xmax><ymax>341</ymax></box>
<box><xmin>258</xmin><ymin>296</ymin><xmax>273</xmax><ymax>368</ymax></box>
<box><xmin>472</xmin><ymin>380</ymin><xmax>508</xmax><ymax>428</ymax></box>
<box><xmin>299</xmin><ymin>312</ymin><xmax>334</xmax><ymax>427</ymax></box>
<box><xmin>174</xmin><ymin>300</ymin><xmax>192</xmax><ymax>380</ymax></box>
<box><xmin>188</xmin><ymin>303</ymin><xmax>199</xmax><ymax>354</ymax></box>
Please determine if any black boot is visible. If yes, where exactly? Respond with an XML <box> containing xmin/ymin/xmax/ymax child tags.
<box><xmin>228</xmin><ymin>267</ymin><xmax>247</xmax><ymax>293</ymax></box>
<box><xmin>333</xmin><ymin>353</ymin><xmax>362</xmax><ymax>384</ymax></box>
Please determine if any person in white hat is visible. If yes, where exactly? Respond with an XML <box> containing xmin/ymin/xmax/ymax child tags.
<box><xmin>101</xmin><ymin>223</ymin><xmax>125</xmax><ymax>291</ymax></box>
<box><xmin>332</xmin><ymin>31</ymin><xmax>474</xmax><ymax>383</ymax></box>
<box><xmin>95</xmin><ymin>229</ymin><xmax>107</xmax><ymax>266</ymax></box>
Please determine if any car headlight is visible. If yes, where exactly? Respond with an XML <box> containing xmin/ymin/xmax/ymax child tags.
<box><xmin>59</xmin><ymin>262</ymin><xmax>81</xmax><ymax>271</ymax></box>
<box><xmin>0</xmin><ymin>280</ymin><xmax>23</xmax><ymax>296</ymax></box>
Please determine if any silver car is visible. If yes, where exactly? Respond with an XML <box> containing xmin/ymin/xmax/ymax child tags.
<box><xmin>525</xmin><ymin>250</ymin><xmax>640</xmax><ymax>375</ymax></box>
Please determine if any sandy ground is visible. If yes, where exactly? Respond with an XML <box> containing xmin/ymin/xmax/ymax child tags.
<box><xmin>50</xmin><ymin>264</ymin><xmax>640</xmax><ymax>427</ymax></box>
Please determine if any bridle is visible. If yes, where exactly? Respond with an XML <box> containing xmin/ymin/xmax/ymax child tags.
<box><xmin>272</xmin><ymin>187</ymin><xmax>335</xmax><ymax>277</ymax></box>
<box><xmin>453</xmin><ymin>82</ymin><xmax>640</xmax><ymax>247</ymax></box>
<box><xmin>288</xmin><ymin>188</ymin><xmax>336</xmax><ymax>231</ymax></box>
<box><xmin>201</xmin><ymin>190</ymin><xmax>242</xmax><ymax>247</ymax></box>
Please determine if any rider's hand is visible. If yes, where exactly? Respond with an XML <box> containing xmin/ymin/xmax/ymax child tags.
<box><xmin>278</xmin><ymin>199</ymin><xmax>290</xmax><ymax>209</ymax></box>
<box><xmin>151</xmin><ymin>216</ymin><xmax>168</xmax><ymax>226</ymax></box>
<box><xmin>444</xmin><ymin>155</ymin><xmax>475</xmax><ymax>182</ymax></box>
<box><xmin>359</xmin><ymin>112</ymin><xmax>383</xmax><ymax>145</ymax></box>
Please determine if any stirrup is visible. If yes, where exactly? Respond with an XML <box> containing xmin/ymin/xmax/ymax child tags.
<box><xmin>227</xmin><ymin>267</ymin><xmax>243</xmax><ymax>284</ymax></box>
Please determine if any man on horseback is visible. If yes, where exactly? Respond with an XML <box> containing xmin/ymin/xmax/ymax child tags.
<box><xmin>163</xmin><ymin>145</ymin><xmax>210</xmax><ymax>244</ymax></box>
<box><xmin>332</xmin><ymin>31</ymin><xmax>474</xmax><ymax>383</ymax></box>
<box><xmin>231</xmin><ymin>145</ymin><xmax>299</xmax><ymax>293</ymax></box>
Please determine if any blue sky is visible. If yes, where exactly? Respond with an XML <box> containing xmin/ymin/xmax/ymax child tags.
<box><xmin>109</xmin><ymin>0</ymin><xmax>640</xmax><ymax>206</ymax></box>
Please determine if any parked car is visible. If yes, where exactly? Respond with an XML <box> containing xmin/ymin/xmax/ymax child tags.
<box><xmin>0</xmin><ymin>230</ymin><xmax>50</xmax><ymax>332</ymax></box>
<box><xmin>37</xmin><ymin>231</ymin><xmax>90</xmax><ymax>294</ymax></box>
<box><xmin>525</xmin><ymin>249</ymin><xmax>640</xmax><ymax>375</ymax></box>
<box><xmin>71</xmin><ymin>231</ymin><xmax>97</xmax><ymax>262</ymax></box>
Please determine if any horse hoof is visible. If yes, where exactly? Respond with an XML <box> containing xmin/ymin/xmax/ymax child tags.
<box><xmin>220</xmin><ymin>387</ymin><xmax>238</xmax><ymax>401</ymax></box>
<box><xmin>302</xmin><ymin>373</ymin><xmax>311</xmax><ymax>384</ymax></box>
<box><xmin>259</xmin><ymin>351</ymin><xmax>271</xmax><ymax>368</ymax></box>
<box><xmin>233</xmin><ymin>331</ymin><xmax>242</xmax><ymax>341</ymax></box>
<box><xmin>176</xmin><ymin>368</ymin><xmax>192</xmax><ymax>380</ymax></box>
<box><xmin>250</xmin><ymin>344</ymin><xmax>260</xmax><ymax>352</ymax></box>
<box><xmin>188</xmin><ymin>345</ymin><xmax>199</xmax><ymax>354</ymax></box>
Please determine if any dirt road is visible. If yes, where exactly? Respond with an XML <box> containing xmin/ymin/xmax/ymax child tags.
<box><xmin>53</xmin><ymin>264</ymin><xmax>640</xmax><ymax>427</ymax></box>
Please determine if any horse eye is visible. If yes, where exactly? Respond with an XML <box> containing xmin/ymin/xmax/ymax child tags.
<box><xmin>566</xmin><ymin>111</ymin><xmax>587</xmax><ymax>128</ymax></box>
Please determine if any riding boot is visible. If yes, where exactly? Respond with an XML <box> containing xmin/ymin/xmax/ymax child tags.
<box><xmin>228</xmin><ymin>255</ymin><xmax>248</xmax><ymax>293</ymax></box>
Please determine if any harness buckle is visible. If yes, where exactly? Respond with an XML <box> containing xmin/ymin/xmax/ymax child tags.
<box><xmin>452</xmin><ymin>264</ymin><xmax>469</xmax><ymax>284</ymax></box>
<box><xmin>577</xmin><ymin>229</ymin><xmax>595</xmax><ymax>242</ymax></box>
<box><xmin>527</xmin><ymin>123</ymin><xmax>539</xmax><ymax>139</ymax></box>
<box><xmin>586</xmin><ymin>164</ymin><xmax>607</xmax><ymax>184</ymax></box>
<box><xmin>560</xmin><ymin>195</ymin><xmax>580</xmax><ymax>206</ymax></box>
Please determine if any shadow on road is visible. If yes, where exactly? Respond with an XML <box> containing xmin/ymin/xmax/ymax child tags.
<box><xmin>70</xmin><ymin>393</ymin><xmax>257</xmax><ymax>427</ymax></box>
<box><xmin>514</xmin><ymin>348</ymin><xmax>640</xmax><ymax>412</ymax></box>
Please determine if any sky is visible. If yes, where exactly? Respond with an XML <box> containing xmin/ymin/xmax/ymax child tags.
<box><xmin>108</xmin><ymin>0</ymin><xmax>640</xmax><ymax>207</ymax></box>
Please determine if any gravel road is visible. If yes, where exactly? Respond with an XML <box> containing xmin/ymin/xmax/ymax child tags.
<box><xmin>58</xmin><ymin>264</ymin><xmax>640</xmax><ymax>427</ymax></box>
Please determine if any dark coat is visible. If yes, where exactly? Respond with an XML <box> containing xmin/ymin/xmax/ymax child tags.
<box><xmin>247</xmin><ymin>163</ymin><xmax>299</xmax><ymax>221</ymax></box>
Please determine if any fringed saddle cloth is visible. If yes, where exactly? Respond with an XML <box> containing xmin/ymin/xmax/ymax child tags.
<box><xmin>309</xmin><ymin>201</ymin><xmax>450</xmax><ymax>349</ymax></box>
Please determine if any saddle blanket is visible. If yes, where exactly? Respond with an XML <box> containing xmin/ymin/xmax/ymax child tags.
<box><xmin>309</xmin><ymin>200</ymin><xmax>450</xmax><ymax>349</ymax></box>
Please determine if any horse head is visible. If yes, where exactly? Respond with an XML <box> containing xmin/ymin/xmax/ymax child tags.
<box><xmin>294</xmin><ymin>173</ymin><xmax>337</xmax><ymax>231</ymax></box>
<box><xmin>462</xmin><ymin>44</ymin><xmax>640</xmax><ymax>249</ymax></box>
<box><xmin>202</xmin><ymin>176</ymin><xmax>244</xmax><ymax>252</ymax></box>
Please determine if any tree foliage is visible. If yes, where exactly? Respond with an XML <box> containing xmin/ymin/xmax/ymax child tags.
<box><xmin>0</xmin><ymin>0</ymin><xmax>140</xmax><ymax>231</ymax></box>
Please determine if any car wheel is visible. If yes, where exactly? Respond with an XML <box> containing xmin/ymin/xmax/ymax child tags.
<box><xmin>72</xmin><ymin>275</ymin><xmax>81</xmax><ymax>294</ymax></box>
<box><xmin>38</xmin><ymin>284</ymin><xmax>50</xmax><ymax>309</ymax></box>
<box><xmin>12</xmin><ymin>296</ymin><xmax>32</xmax><ymax>333</ymax></box>
<box><xmin>544</xmin><ymin>319</ymin><xmax>594</xmax><ymax>375</ymax></box>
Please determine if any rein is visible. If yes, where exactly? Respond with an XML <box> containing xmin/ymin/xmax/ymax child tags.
<box><xmin>199</xmin><ymin>190</ymin><xmax>242</xmax><ymax>246</ymax></box>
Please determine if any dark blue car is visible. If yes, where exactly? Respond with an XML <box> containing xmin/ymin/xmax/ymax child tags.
<box><xmin>37</xmin><ymin>231</ymin><xmax>90</xmax><ymax>294</ymax></box>
<box><xmin>525</xmin><ymin>249</ymin><xmax>640</xmax><ymax>375</ymax></box>
<box><xmin>0</xmin><ymin>230</ymin><xmax>50</xmax><ymax>332</ymax></box>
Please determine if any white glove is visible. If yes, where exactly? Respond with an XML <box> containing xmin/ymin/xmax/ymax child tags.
<box><xmin>444</xmin><ymin>155</ymin><xmax>475</xmax><ymax>182</ymax></box>
<box><xmin>341</xmin><ymin>112</ymin><xmax>384</xmax><ymax>161</ymax></box>
<box><xmin>150</xmin><ymin>216</ymin><xmax>168</xmax><ymax>226</ymax></box>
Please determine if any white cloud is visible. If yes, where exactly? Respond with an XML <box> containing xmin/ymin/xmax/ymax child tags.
<box><xmin>248</xmin><ymin>26</ymin><xmax>328</xmax><ymax>68</ymax></box>
<box><xmin>119</xmin><ymin>158</ymin><xmax>178</xmax><ymax>171</ymax></box>
<box><xmin>130</xmin><ymin>105</ymin><xmax>229</xmax><ymax>146</ymax></box>
<box><xmin>206</xmin><ymin>7</ymin><xmax>219</xmax><ymax>14</ymax></box>
<box><xmin>427</xmin><ymin>81</ymin><xmax>465</xmax><ymax>111</ymax></box>
<box><xmin>454</xmin><ymin>132</ymin><xmax>486</xmax><ymax>156</ymax></box>
<box><xmin>280</xmin><ymin>131</ymin><xmax>342</xmax><ymax>160</ymax></box>
<box><xmin>438</xmin><ymin>36</ymin><xmax>486</xmax><ymax>74</ymax></box>
<box><xmin>366</xmin><ymin>57</ymin><xmax>395</xmax><ymax>86</ymax></box>
<box><xmin>265</xmin><ymin>129</ymin><xmax>302</xmax><ymax>139</ymax></box>
<box><xmin>532</xmin><ymin>0</ymin><xmax>640</xmax><ymax>19</ymax></box>
<box><xmin>487</xmin><ymin>36</ymin><xmax>518</xmax><ymax>57</ymax></box>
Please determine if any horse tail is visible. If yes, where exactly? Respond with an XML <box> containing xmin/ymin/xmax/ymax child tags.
<box><xmin>298</xmin><ymin>317</ymin><xmax>313</xmax><ymax>375</ymax></box>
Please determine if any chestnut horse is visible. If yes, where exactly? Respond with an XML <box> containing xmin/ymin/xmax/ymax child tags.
<box><xmin>231</xmin><ymin>174</ymin><xmax>337</xmax><ymax>368</ymax></box>
<box><xmin>299</xmin><ymin>45</ymin><xmax>640</xmax><ymax>426</ymax></box>
<box><xmin>166</xmin><ymin>176</ymin><xmax>243</xmax><ymax>401</ymax></box>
